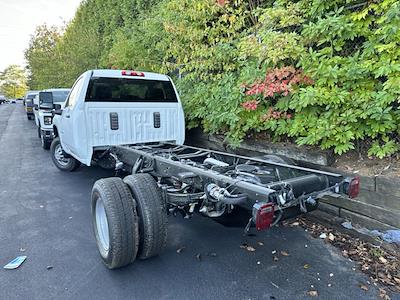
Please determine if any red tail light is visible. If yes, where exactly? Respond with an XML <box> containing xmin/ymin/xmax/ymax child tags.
<box><xmin>348</xmin><ymin>176</ymin><xmax>360</xmax><ymax>198</ymax></box>
<box><xmin>252</xmin><ymin>202</ymin><xmax>275</xmax><ymax>231</ymax></box>
<box><xmin>121</xmin><ymin>70</ymin><xmax>145</xmax><ymax>77</ymax></box>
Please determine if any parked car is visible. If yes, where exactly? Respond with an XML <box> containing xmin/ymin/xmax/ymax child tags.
<box><xmin>0</xmin><ymin>95</ymin><xmax>6</xmax><ymax>104</ymax></box>
<box><xmin>49</xmin><ymin>69</ymin><xmax>360</xmax><ymax>270</ymax></box>
<box><xmin>24</xmin><ymin>91</ymin><xmax>39</xmax><ymax>120</ymax></box>
<box><xmin>22</xmin><ymin>91</ymin><xmax>39</xmax><ymax>105</ymax></box>
<box><xmin>33</xmin><ymin>88</ymin><xmax>70</xmax><ymax>149</ymax></box>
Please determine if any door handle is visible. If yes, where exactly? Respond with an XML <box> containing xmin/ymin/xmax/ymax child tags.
<box><xmin>65</xmin><ymin>115</ymin><xmax>71</xmax><ymax>118</ymax></box>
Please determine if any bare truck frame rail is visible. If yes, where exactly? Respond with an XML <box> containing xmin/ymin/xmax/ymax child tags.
<box><xmin>91</xmin><ymin>143</ymin><xmax>360</xmax><ymax>269</ymax></box>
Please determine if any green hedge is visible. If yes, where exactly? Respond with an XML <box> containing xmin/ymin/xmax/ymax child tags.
<box><xmin>26</xmin><ymin>0</ymin><xmax>400</xmax><ymax>157</ymax></box>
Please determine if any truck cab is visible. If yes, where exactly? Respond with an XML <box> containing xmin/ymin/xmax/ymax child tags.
<box><xmin>24</xmin><ymin>91</ymin><xmax>39</xmax><ymax>120</ymax></box>
<box><xmin>34</xmin><ymin>89</ymin><xmax>70</xmax><ymax>149</ymax></box>
<box><xmin>51</xmin><ymin>70</ymin><xmax>185</xmax><ymax>170</ymax></box>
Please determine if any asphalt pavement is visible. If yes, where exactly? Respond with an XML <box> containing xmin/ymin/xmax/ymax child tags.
<box><xmin>0</xmin><ymin>103</ymin><xmax>389</xmax><ymax>300</ymax></box>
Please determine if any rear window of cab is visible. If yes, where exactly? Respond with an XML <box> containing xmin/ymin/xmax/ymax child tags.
<box><xmin>85</xmin><ymin>77</ymin><xmax>178</xmax><ymax>103</ymax></box>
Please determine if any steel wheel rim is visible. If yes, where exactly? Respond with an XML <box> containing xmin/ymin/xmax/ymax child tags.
<box><xmin>95</xmin><ymin>197</ymin><xmax>110</xmax><ymax>253</ymax></box>
<box><xmin>54</xmin><ymin>144</ymin><xmax>70</xmax><ymax>166</ymax></box>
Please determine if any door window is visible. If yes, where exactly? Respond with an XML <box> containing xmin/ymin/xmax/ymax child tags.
<box><xmin>65</xmin><ymin>77</ymin><xmax>84</xmax><ymax>108</ymax></box>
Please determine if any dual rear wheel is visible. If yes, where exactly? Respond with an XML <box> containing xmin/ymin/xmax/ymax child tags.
<box><xmin>91</xmin><ymin>174</ymin><xmax>168</xmax><ymax>269</ymax></box>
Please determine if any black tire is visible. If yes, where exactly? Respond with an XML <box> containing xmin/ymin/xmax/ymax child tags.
<box><xmin>123</xmin><ymin>174</ymin><xmax>168</xmax><ymax>260</ymax></box>
<box><xmin>50</xmin><ymin>137</ymin><xmax>81</xmax><ymax>171</ymax></box>
<box><xmin>91</xmin><ymin>177</ymin><xmax>139</xmax><ymax>269</ymax></box>
<box><xmin>27</xmin><ymin>115</ymin><xmax>32</xmax><ymax>120</ymax></box>
<box><xmin>38</xmin><ymin>126</ymin><xmax>41</xmax><ymax>138</ymax></box>
<box><xmin>41</xmin><ymin>134</ymin><xmax>51</xmax><ymax>150</ymax></box>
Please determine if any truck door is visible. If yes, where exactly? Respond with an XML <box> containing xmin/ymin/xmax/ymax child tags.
<box><xmin>33</xmin><ymin>95</ymin><xmax>40</xmax><ymax>126</ymax></box>
<box><xmin>60</xmin><ymin>77</ymin><xmax>85</xmax><ymax>157</ymax></box>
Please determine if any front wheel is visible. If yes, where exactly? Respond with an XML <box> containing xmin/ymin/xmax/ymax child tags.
<box><xmin>50</xmin><ymin>137</ymin><xmax>80</xmax><ymax>171</ymax></box>
<box><xmin>41</xmin><ymin>134</ymin><xmax>51</xmax><ymax>150</ymax></box>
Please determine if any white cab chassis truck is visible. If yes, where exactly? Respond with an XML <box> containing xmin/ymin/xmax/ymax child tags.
<box><xmin>34</xmin><ymin>89</ymin><xmax>70</xmax><ymax>149</ymax></box>
<box><xmin>51</xmin><ymin>70</ymin><xmax>185</xmax><ymax>170</ymax></box>
<box><xmin>50</xmin><ymin>69</ymin><xmax>360</xmax><ymax>269</ymax></box>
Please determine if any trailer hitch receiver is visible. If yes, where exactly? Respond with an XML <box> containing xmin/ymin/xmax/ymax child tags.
<box><xmin>252</xmin><ymin>202</ymin><xmax>275</xmax><ymax>231</ymax></box>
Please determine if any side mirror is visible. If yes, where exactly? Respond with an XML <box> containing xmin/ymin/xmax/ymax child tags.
<box><xmin>39</xmin><ymin>92</ymin><xmax>54</xmax><ymax>109</ymax></box>
<box><xmin>53</xmin><ymin>104</ymin><xmax>63</xmax><ymax>116</ymax></box>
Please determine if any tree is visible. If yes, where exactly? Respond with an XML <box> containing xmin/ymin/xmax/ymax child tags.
<box><xmin>24</xmin><ymin>24</ymin><xmax>63</xmax><ymax>89</ymax></box>
<box><xmin>0</xmin><ymin>65</ymin><xmax>28</xmax><ymax>98</ymax></box>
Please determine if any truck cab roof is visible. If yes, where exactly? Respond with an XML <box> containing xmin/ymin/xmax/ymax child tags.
<box><xmin>43</xmin><ymin>88</ymin><xmax>71</xmax><ymax>93</ymax></box>
<box><xmin>90</xmin><ymin>70</ymin><xmax>171</xmax><ymax>81</ymax></box>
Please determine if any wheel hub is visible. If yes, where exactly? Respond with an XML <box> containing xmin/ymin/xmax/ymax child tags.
<box><xmin>54</xmin><ymin>144</ymin><xmax>70</xmax><ymax>166</ymax></box>
<box><xmin>95</xmin><ymin>197</ymin><xmax>110</xmax><ymax>253</ymax></box>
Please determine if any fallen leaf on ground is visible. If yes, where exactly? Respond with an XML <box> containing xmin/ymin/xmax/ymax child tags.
<box><xmin>280</xmin><ymin>251</ymin><xmax>289</xmax><ymax>256</ymax></box>
<box><xmin>207</xmin><ymin>252</ymin><xmax>217</xmax><ymax>257</ymax></box>
<box><xmin>176</xmin><ymin>247</ymin><xmax>185</xmax><ymax>254</ymax></box>
<box><xmin>328</xmin><ymin>233</ymin><xmax>335</xmax><ymax>241</ymax></box>
<box><xmin>240</xmin><ymin>244</ymin><xmax>256</xmax><ymax>252</ymax></box>
<box><xmin>303</xmin><ymin>264</ymin><xmax>310</xmax><ymax>269</ymax></box>
<box><xmin>379</xmin><ymin>288</ymin><xmax>391</xmax><ymax>300</ymax></box>
<box><xmin>273</xmin><ymin>256</ymin><xmax>279</xmax><ymax>262</ymax></box>
<box><xmin>257</xmin><ymin>242</ymin><xmax>264</xmax><ymax>246</ymax></box>
<box><xmin>319</xmin><ymin>233</ymin><xmax>327</xmax><ymax>239</ymax></box>
<box><xmin>291</xmin><ymin>222</ymin><xmax>300</xmax><ymax>226</ymax></box>
<box><xmin>379</xmin><ymin>257</ymin><xmax>387</xmax><ymax>264</ymax></box>
<box><xmin>296</xmin><ymin>216</ymin><xmax>400</xmax><ymax>293</ymax></box>
<box><xmin>196</xmin><ymin>253</ymin><xmax>201</xmax><ymax>261</ymax></box>
<box><xmin>307</xmin><ymin>290</ymin><xmax>318</xmax><ymax>297</ymax></box>
<box><xmin>360</xmin><ymin>284</ymin><xmax>369</xmax><ymax>291</ymax></box>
